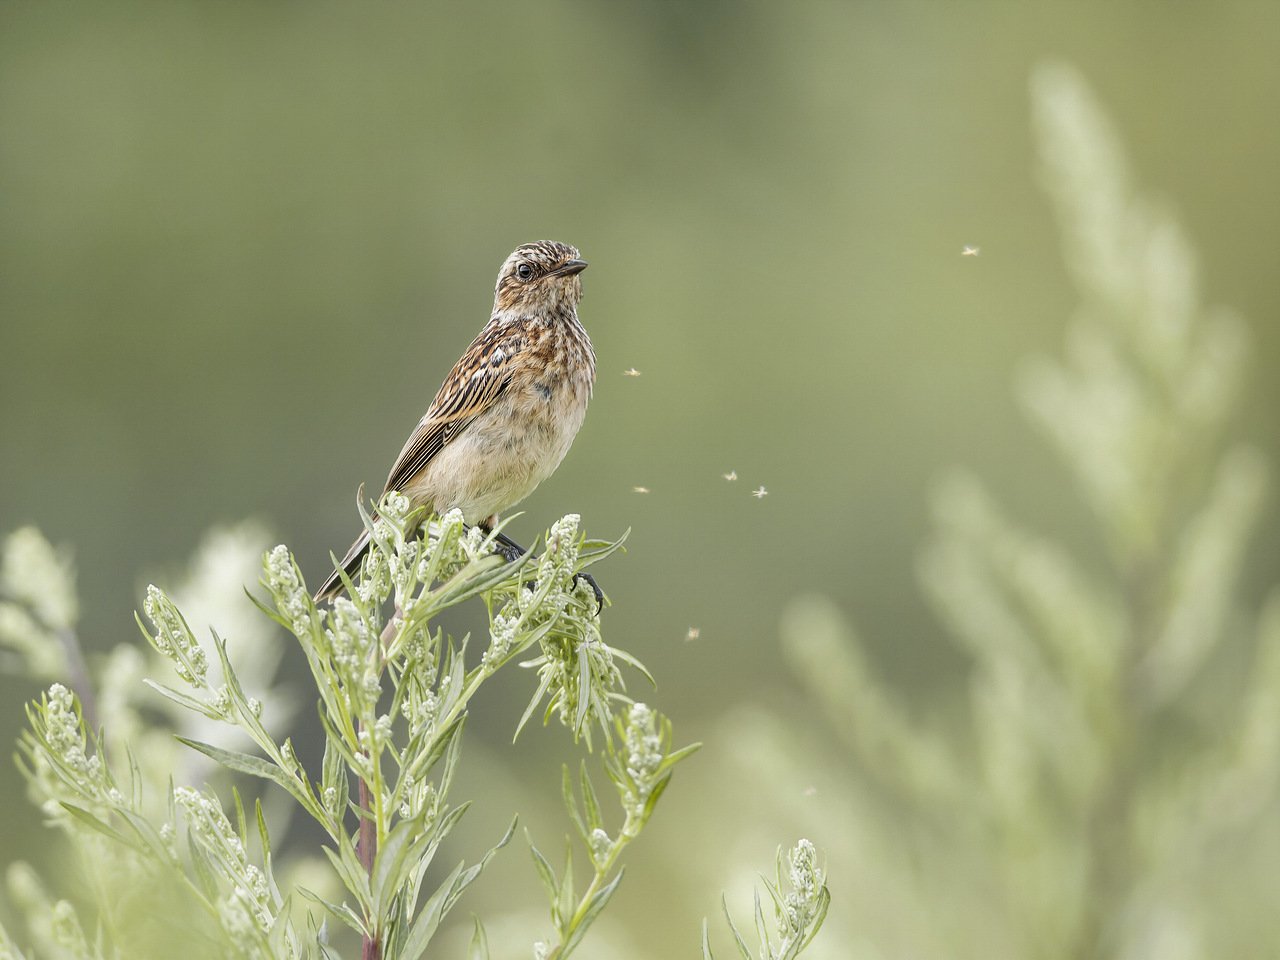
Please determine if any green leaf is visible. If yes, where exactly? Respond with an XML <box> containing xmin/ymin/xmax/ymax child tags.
<box><xmin>579</xmin><ymin>760</ymin><xmax>604</xmax><ymax>833</ymax></box>
<box><xmin>557</xmin><ymin>838</ymin><xmax>575</xmax><ymax>933</ymax></box>
<box><xmin>335</xmin><ymin>823</ymin><xmax>373</xmax><ymax>908</ymax></box>
<box><xmin>656</xmin><ymin>740</ymin><xmax>702</xmax><ymax>776</ymax></box>
<box><xmin>561</xmin><ymin>765</ymin><xmax>588</xmax><ymax>843</ymax></box>
<box><xmin>608</xmin><ymin>645</ymin><xmax>655</xmax><ymax>687</ymax></box>
<box><xmin>322</xmin><ymin>735</ymin><xmax>345</xmax><ymax>814</ymax></box>
<box><xmin>468</xmin><ymin>915</ymin><xmax>490</xmax><ymax>960</ymax></box>
<box><xmin>762</xmin><ymin>875</ymin><xmax>788</xmax><ymax>928</ymax></box>
<box><xmin>255</xmin><ymin>798</ymin><xmax>278</xmax><ymax>894</ymax></box>
<box><xmin>721</xmin><ymin>895</ymin><xmax>753</xmax><ymax>960</ymax></box>
<box><xmin>142</xmin><ymin>679</ymin><xmax>224</xmax><ymax>720</ymax></box>
<box><xmin>316</xmin><ymin>701</ymin><xmax>360</xmax><ymax>769</ymax></box>
<box><xmin>57</xmin><ymin>802</ymin><xmax>136</xmax><ymax>849</ymax></box>
<box><xmin>514</xmin><ymin>671</ymin><xmax>554</xmax><ymax>742</ymax></box>
<box><xmin>641</xmin><ymin>773</ymin><xmax>672</xmax><ymax>823</ymax></box>
<box><xmin>560</xmin><ymin>868</ymin><xmax>625</xmax><ymax>958</ymax></box>
<box><xmin>429</xmin><ymin>553</ymin><xmax>519</xmax><ymax>611</ymax></box>
<box><xmin>576</xmin><ymin>529</ymin><xmax>630</xmax><ymax>568</ymax></box>
<box><xmin>176</xmin><ymin>737</ymin><xmax>318</xmax><ymax>816</ymax></box>
<box><xmin>267</xmin><ymin>894</ymin><xmax>297</xmax><ymax>954</ymax></box>
<box><xmin>372</xmin><ymin>814</ymin><xmax>430</xmax><ymax>920</ymax></box>
<box><xmin>752</xmin><ymin>888</ymin><xmax>770</xmax><ymax>959</ymax></box>
<box><xmin>575</xmin><ymin>643</ymin><xmax>593</xmax><ymax>734</ymax></box>
<box><xmin>211</xmin><ymin>631</ymin><xmax>299</xmax><ymax>760</ymax></box>
<box><xmin>438</xmin><ymin>816</ymin><xmax>516</xmax><ymax>919</ymax></box>
<box><xmin>187</xmin><ymin>828</ymin><xmax>219</xmax><ymax>900</ymax></box>
<box><xmin>297</xmin><ymin>886</ymin><xmax>368</xmax><ymax>936</ymax></box>
<box><xmin>231</xmin><ymin>786</ymin><xmax>248</xmax><ymax>848</ymax></box>
<box><xmin>526</xmin><ymin>832</ymin><xmax>559</xmax><ymax>910</ymax></box>
<box><xmin>397</xmin><ymin>860</ymin><xmax>466</xmax><ymax>960</ymax></box>
<box><xmin>799</xmin><ymin>887</ymin><xmax>831</xmax><ymax>951</ymax></box>
<box><xmin>437</xmin><ymin>713</ymin><xmax>467</xmax><ymax>799</ymax></box>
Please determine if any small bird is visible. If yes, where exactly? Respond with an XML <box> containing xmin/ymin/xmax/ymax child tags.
<box><xmin>314</xmin><ymin>241</ymin><xmax>599</xmax><ymax>605</ymax></box>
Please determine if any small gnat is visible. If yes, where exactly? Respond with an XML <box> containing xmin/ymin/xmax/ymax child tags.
<box><xmin>722</xmin><ymin>470</ymin><xmax>737</xmax><ymax>482</ymax></box>
<box><xmin>752</xmin><ymin>486</ymin><xmax>768</xmax><ymax>499</ymax></box>
<box><xmin>961</xmin><ymin>245</ymin><xmax>980</xmax><ymax>256</ymax></box>
<box><xmin>632</xmin><ymin>486</ymin><xmax>650</xmax><ymax>494</ymax></box>
<box><xmin>802</xmin><ymin>785</ymin><xmax>818</xmax><ymax>797</ymax></box>
<box><xmin>622</xmin><ymin>368</ymin><xmax>642</xmax><ymax>377</ymax></box>
<box><xmin>685</xmin><ymin>627</ymin><xmax>700</xmax><ymax>642</ymax></box>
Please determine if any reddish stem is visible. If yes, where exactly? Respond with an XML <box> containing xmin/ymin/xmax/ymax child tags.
<box><xmin>358</xmin><ymin>748</ymin><xmax>380</xmax><ymax>960</ymax></box>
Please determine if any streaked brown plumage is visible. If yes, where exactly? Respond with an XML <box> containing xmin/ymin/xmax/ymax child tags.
<box><xmin>314</xmin><ymin>241</ymin><xmax>596</xmax><ymax>602</ymax></box>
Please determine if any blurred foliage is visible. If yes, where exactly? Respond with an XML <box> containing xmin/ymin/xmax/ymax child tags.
<box><xmin>3</xmin><ymin>1</ymin><xmax>1280</xmax><ymax>957</ymax></box>
<box><xmin>2</xmin><ymin>510</ymin><xmax>708</xmax><ymax>959</ymax></box>
<box><xmin>694</xmin><ymin>63</ymin><xmax>1280</xmax><ymax>959</ymax></box>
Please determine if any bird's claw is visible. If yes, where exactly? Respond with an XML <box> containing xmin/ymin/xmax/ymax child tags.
<box><xmin>574</xmin><ymin>571</ymin><xmax>605</xmax><ymax>614</ymax></box>
<box><xmin>487</xmin><ymin>527</ymin><xmax>604</xmax><ymax>614</ymax></box>
<box><xmin>494</xmin><ymin>537</ymin><xmax>526</xmax><ymax>565</ymax></box>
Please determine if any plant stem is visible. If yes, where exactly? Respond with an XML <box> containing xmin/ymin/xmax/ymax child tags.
<box><xmin>357</xmin><ymin>613</ymin><xmax>400</xmax><ymax>960</ymax></box>
<box><xmin>546</xmin><ymin>810</ymin><xmax>638</xmax><ymax>959</ymax></box>
<box><xmin>358</xmin><ymin>759</ymin><xmax>380</xmax><ymax>960</ymax></box>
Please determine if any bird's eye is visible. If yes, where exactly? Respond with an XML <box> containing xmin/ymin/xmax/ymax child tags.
<box><xmin>516</xmin><ymin>262</ymin><xmax>535</xmax><ymax>282</ymax></box>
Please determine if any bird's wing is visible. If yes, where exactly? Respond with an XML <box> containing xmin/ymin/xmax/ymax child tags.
<box><xmin>382</xmin><ymin>324</ymin><xmax>524</xmax><ymax>496</ymax></box>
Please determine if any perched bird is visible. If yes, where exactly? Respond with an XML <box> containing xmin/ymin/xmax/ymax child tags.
<box><xmin>314</xmin><ymin>241</ymin><xmax>599</xmax><ymax>605</ymax></box>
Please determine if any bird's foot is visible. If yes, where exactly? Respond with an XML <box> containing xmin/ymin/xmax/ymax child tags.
<box><xmin>486</xmin><ymin>528</ymin><xmax>604</xmax><ymax>614</ymax></box>
<box><xmin>490</xmin><ymin>531</ymin><xmax>527</xmax><ymax>565</ymax></box>
<box><xmin>573</xmin><ymin>571</ymin><xmax>605</xmax><ymax>613</ymax></box>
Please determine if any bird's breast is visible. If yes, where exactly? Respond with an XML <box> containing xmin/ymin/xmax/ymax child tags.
<box><xmin>409</xmin><ymin>315</ymin><xmax>594</xmax><ymax>524</ymax></box>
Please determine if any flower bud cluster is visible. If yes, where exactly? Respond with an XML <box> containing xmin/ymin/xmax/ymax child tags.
<box><xmin>43</xmin><ymin>684</ymin><xmax>87</xmax><ymax>768</ymax></box>
<box><xmin>144</xmin><ymin>585</ymin><xmax>208</xmax><ymax>686</ymax></box>
<box><xmin>623</xmin><ymin>702</ymin><xmax>662</xmax><ymax>793</ymax></box>
<box><xmin>357</xmin><ymin>542</ymin><xmax>390</xmax><ymax>605</ymax></box>
<box><xmin>615</xmin><ymin>702</ymin><xmax>667</xmax><ymax>835</ymax></box>
<box><xmin>417</xmin><ymin>509</ymin><xmax>467</xmax><ymax>584</ymax></box>
<box><xmin>537</xmin><ymin>514</ymin><xmax>582</xmax><ymax>595</ymax></box>
<box><xmin>784</xmin><ymin>838</ymin><xmax>824</xmax><ymax>932</ymax></box>
<box><xmin>390</xmin><ymin>538</ymin><xmax>420</xmax><ymax>602</ymax></box>
<box><xmin>174</xmin><ymin>786</ymin><xmax>273</xmax><ymax>937</ymax></box>
<box><xmin>325</xmin><ymin>598</ymin><xmax>380</xmax><ymax>709</ymax></box>
<box><xmin>589</xmin><ymin>827</ymin><xmax>612</xmax><ymax>867</ymax></box>
<box><xmin>481</xmin><ymin>610</ymin><xmax>520</xmax><ymax>668</ymax></box>
<box><xmin>263</xmin><ymin>546</ymin><xmax>313</xmax><ymax>638</ymax></box>
<box><xmin>401</xmin><ymin>684</ymin><xmax>439</xmax><ymax>734</ymax></box>
<box><xmin>379</xmin><ymin>491</ymin><xmax>411</xmax><ymax>525</ymax></box>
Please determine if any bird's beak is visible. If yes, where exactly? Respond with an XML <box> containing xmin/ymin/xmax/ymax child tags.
<box><xmin>549</xmin><ymin>259</ymin><xmax>588</xmax><ymax>278</ymax></box>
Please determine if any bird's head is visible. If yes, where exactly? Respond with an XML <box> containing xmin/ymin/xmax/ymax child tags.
<box><xmin>493</xmin><ymin>241</ymin><xmax>588</xmax><ymax>315</ymax></box>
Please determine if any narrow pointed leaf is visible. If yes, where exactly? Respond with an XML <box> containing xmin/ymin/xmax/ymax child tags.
<box><xmin>468</xmin><ymin>915</ymin><xmax>490</xmax><ymax>960</ymax></box>
<box><xmin>579</xmin><ymin>761</ymin><xmax>604</xmax><ymax>833</ymax></box>
<box><xmin>142</xmin><ymin>679</ymin><xmax>225</xmax><ymax>720</ymax></box>
<box><xmin>176</xmin><ymin>737</ymin><xmax>316</xmax><ymax>814</ymax></box>
<box><xmin>721</xmin><ymin>895</ymin><xmax>753</xmax><ymax>960</ymax></box>
<box><xmin>528</xmin><ymin>844</ymin><xmax>559</xmax><ymax>909</ymax></box>
<box><xmin>560</xmin><ymin>868</ymin><xmax>625</xmax><ymax>957</ymax></box>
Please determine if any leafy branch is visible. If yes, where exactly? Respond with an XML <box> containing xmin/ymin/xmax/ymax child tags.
<box><xmin>5</xmin><ymin>502</ymin><xmax>701</xmax><ymax>959</ymax></box>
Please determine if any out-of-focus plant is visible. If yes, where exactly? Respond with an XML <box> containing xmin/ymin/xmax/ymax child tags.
<box><xmin>715</xmin><ymin>62</ymin><xmax>1279</xmax><ymax>960</ymax></box>
<box><xmin>1</xmin><ymin>522</ymin><xmax>290</xmax><ymax>813</ymax></box>
<box><xmin>701</xmin><ymin>839</ymin><xmax>829</xmax><ymax>960</ymax></box>
<box><xmin>0</xmin><ymin>500</ymin><xmax>702</xmax><ymax>959</ymax></box>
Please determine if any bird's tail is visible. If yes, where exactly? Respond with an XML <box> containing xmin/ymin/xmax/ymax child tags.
<box><xmin>313</xmin><ymin>527</ymin><xmax>372</xmax><ymax>602</ymax></box>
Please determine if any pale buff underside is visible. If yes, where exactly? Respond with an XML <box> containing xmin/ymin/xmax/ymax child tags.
<box><xmin>400</xmin><ymin>375</ymin><xmax>590</xmax><ymax>525</ymax></box>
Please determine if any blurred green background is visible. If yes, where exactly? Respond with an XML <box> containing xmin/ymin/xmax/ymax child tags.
<box><xmin>3</xmin><ymin>1</ymin><xmax>1280</xmax><ymax>957</ymax></box>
